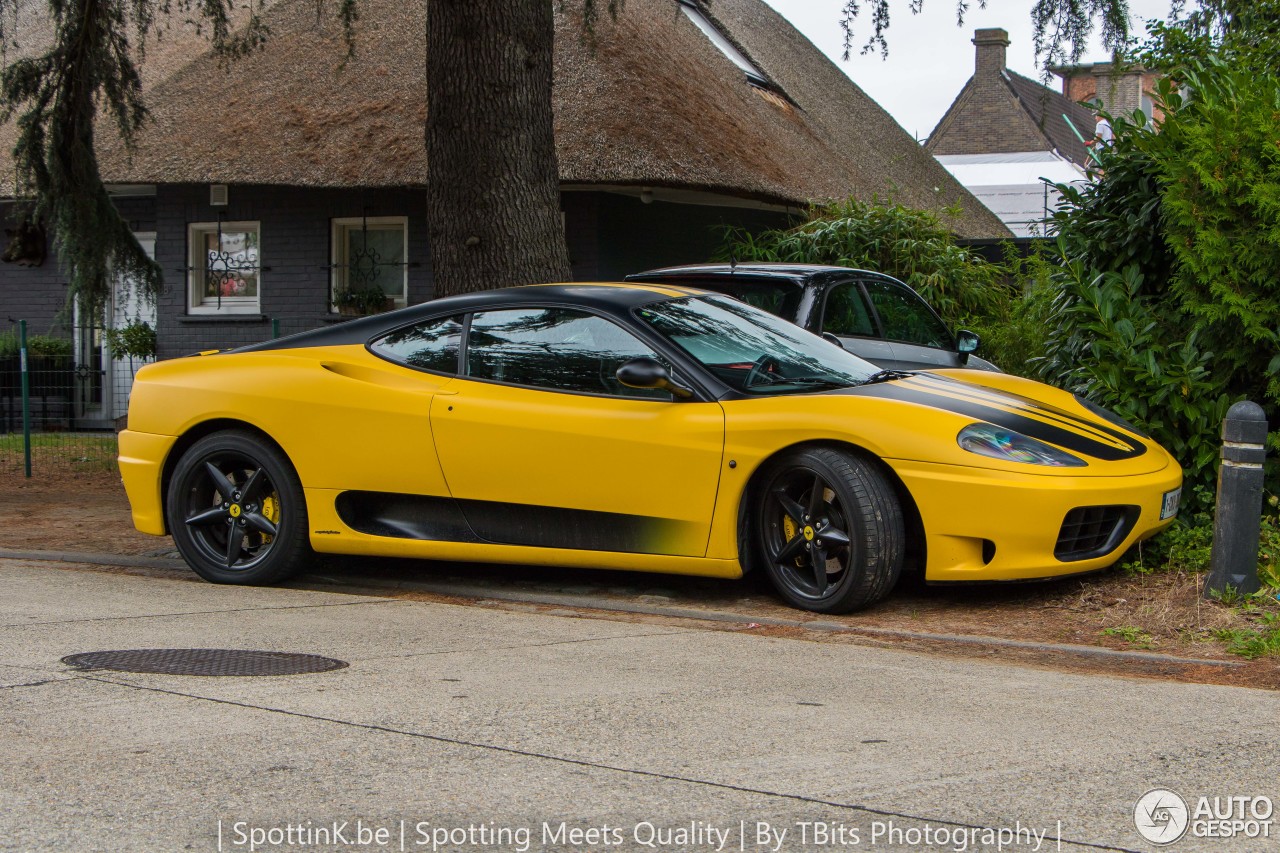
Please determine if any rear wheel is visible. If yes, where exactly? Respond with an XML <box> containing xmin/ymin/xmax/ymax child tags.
<box><xmin>754</xmin><ymin>447</ymin><xmax>903</xmax><ymax>613</ymax></box>
<box><xmin>166</xmin><ymin>430</ymin><xmax>310</xmax><ymax>584</ymax></box>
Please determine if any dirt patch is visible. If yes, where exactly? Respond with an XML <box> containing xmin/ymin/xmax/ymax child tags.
<box><xmin>4</xmin><ymin>467</ymin><xmax>169</xmax><ymax>556</ymax></box>
<box><xmin>6</xmin><ymin>466</ymin><xmax>1280</xmax><ymax>690</ymax></box>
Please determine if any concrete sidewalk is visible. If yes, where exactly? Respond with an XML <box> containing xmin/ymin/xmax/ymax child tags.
<box><xmin>1</xmin><ymin>559</ymin><xmax>1275</xmax><ymax>852</ymax></box>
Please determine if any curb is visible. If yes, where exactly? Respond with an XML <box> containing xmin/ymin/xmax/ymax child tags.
<box><xmin>0</xmin><ymin>546</ymin><xmax>1247</xmax><ymax>670</ymax></box>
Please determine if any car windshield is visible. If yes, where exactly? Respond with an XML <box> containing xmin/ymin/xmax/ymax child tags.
<box><xmin>636</xmin><ymin>295</ymin><xmax>879</xmax><ymax>394</ymax></box>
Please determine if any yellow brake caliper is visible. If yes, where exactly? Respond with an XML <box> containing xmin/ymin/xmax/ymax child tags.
<box><xmin>260</xmin><ymin>493</ymin><xmax>280</xmax><ymax>543</ymax></box>
<box><xmin>782</xmin><ymin>514</ymin><xmax>804</xmax><ymax>566</ymax></box>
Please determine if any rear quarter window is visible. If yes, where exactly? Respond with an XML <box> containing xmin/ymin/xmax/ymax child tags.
<box><xmin>370</xmin><ymin>315</ymin><xmax>463</xmax><ymax>373</ymax></box>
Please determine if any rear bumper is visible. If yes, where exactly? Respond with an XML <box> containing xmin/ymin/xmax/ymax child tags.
<box><xmin>118</xmin><ymin>430</ymin><xmax>177</xmax><ymax>536</ymax></box>
<box><xmin>889</xmin><ymin>457</ymin><xmax>1182</xmax><ymax>582</ymax></box>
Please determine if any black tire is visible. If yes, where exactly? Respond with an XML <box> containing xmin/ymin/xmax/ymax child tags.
<box><xmin>754</xmin><ymin>447</ymin><xmax>903</xmax><ymax>613</ymax></box>
<box><xmin>166</xmin><ymin>430</ymin><xmax>310</xmax><ymax>585</ymax></box>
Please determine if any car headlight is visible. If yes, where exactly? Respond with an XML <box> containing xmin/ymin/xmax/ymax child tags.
<box><xmin>1073</xmin><ymin>395</ymin><xmax>1149</xmax><ymax>438</ymax></box>
<box><xmin>957</xmin><ymin>423</ymin><xmax>1087</xmax><ymax>467</ymax></box>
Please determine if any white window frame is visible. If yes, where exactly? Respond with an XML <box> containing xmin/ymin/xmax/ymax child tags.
<box><xmin>678</xmin><ymin>0</ymin><xmax>768</xmax><ymax>86</ymax></box>
<box><xmin>187</xmin><ymin>220</ymin><xmax>262</xmax><ymax>315</ymax></box>
<box><xmin>1140</xmin><ymin>91</ymin><xmax>1155</xmax><ymax>120</ymax></box>
<box><xmin>331</xmin><ymin>216</ymin><xmax>409</xmax><ymax>312</ymax></box>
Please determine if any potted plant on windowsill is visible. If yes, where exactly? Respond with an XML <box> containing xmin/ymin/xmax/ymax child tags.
<box><xmin>336</xmin><ymin>286</ymin><xmax>394</xmax><ymax>316</ymax></box>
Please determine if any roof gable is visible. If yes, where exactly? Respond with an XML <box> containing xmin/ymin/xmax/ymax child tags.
<box><xmin>926</xmin><ymin>32</ymin><xmax>1097</xmax><ymax>168</ymax></box>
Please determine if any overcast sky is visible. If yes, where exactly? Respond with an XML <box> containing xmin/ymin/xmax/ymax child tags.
<box><xmin>760</xmin><ymin>0</ymin><xmax>1178</xmax><ymax>140</ymax></box>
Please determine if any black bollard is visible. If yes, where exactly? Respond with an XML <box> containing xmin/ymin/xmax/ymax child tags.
<box><xmin>1204</xmin><ymin>401</ymin><xmax>1268</xmax><ymax>599</ymax></box>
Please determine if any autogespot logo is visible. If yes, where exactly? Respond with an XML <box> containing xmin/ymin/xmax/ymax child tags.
<box><xmin>1135</xmin><ymin>788</ymin><xmax>1190</xmax><ymax>844</ymax></box>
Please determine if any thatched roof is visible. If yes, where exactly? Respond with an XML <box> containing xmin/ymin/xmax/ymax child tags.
<box><xmin>2</xmin><ymin>0</ymin><xmax>1009</xmax><ymax>238</ymax></box>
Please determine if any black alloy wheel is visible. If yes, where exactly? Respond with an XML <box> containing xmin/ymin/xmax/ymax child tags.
<box><xmin>166</xmin><ymin>430</ymin><xmax>310</xmax><ymax>584</ymax></box>
<box><xmin>756</xmin><ymin>447</ymin><xmax>903</xmax><ymax>613</ymax></box>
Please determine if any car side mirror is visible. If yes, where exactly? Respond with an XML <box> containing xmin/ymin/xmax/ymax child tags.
<box><xmin>616</xmin><ymin>357</ymin><xmax>694</xmax><ymax>400</ymax></box>
<box><xmin>955</xmin><ymin>330</ymin><xmax>980</xmax><ymax>364</ymax></box>
<box><xmin>821</xmin><ymin>332</ymin><xmax>845</xmax><ymax>349</ymax></box>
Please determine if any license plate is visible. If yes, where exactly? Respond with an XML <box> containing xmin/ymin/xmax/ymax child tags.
<box><xmin>1160</xmin><ymin>487</ymin><xmax>1181</xmax><ymax>520</ymax></box>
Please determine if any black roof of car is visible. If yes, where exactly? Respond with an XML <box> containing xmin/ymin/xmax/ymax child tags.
<box><xmin>626</xmin><ymin>263</ymin><xmax>878</xmax><ymax>285</ymax></box>
<box><xmin>233</xmin><ymin>283</ymin><xmax>705</xmax><ymax>353</ymax></box>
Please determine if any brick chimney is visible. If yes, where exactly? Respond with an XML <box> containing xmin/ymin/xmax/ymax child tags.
<box><xmin>973</xmin><ymin>28</ymin><xmax>1010</xmax><ymax>76</ymax></box>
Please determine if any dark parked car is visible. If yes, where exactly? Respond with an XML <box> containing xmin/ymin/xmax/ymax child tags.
<box><xmin>627</xmin><ymin>263</ymin><xmax>998</xmax><ymax>372</ymax></box>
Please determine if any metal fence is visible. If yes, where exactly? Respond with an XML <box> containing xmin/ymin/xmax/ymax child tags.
<box><xmin>1</xmin><ymin>320</ymin><xmax>142</xmax><ymax>477</ymax></box>
<box><xmin>3</xmin><ymin>310</ymin><xmax>289</xmax><ymax>479</ymax></box>
<box><xmin>3</xmin><ymin>311</ymin><xmax>298</xmax><ymax>479</ymax></box>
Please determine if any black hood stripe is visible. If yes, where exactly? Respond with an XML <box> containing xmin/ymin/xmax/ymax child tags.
<box><xmin>850</xmin><ymin>376</ymin><xmax>1146</xmax><ymax>462</ymax></box>
<box><xmin>899</xmin><ymin>375</ymin><xmax>1138</xmax><ymax>450</ymax></box>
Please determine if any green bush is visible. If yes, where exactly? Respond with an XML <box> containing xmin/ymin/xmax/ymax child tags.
<box><xmin>964</xmin><ymin>250</ymin><xmax>1058</xmax><ymax>377</ymax></box>
<box><xmin>1032</xmin><ymin>260</ymin><xmax>1232</xmax><ymax>509</ymax></box>
<box><xmin>0</xmin><ymin>330</ymin><xmax>71</xmax><ymax>358</ymax></box>
<box><xmin>1147</xmin><ymin>64</ymin><xmax>1280</xmax><ymax>408</ymax></box>
<box><xmin>1042</xmin><ymin>53</ymin><xmax>1280</xmax><ymax>510</ymax></box>
<box><xmin>26</xmin><ymin>335</ymin><xmax>71</xmax><ymax>357</ymax></box>
<box><xmin>1259</xmin><ymin>506</ymin><xmax>1280</xmax><ymax>590</ymax></box>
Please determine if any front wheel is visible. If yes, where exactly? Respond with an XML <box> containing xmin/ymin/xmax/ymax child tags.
<box><xmin>166</xmin><ymin>430</ymin><xmax>310</xmax><ymax>584</ymax></box>
<box><xmin>754</xmin><ymin>447</ymin><xmax>903</xmax><ymax>613</ymax></box>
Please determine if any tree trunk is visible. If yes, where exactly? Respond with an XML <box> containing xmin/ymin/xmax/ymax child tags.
<box><xmin>426</xmin><ymin>0</ymin><xmax>572</xmax><ymax>296</ymax></box>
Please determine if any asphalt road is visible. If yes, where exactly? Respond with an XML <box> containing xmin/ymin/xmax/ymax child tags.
<box><xmin>1</xmin><ymin>558</ymin><xmax>1276</xmax><ymax>852</ymax></box>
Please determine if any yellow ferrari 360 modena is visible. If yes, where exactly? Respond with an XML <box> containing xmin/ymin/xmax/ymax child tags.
<box><xmin>120</xmin><ymin>283</ymin><xmax>1182</xmax><ymax>613</ymax></box>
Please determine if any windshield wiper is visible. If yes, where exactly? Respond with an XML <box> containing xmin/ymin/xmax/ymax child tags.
<box><xmin>859</xmin><ymin>369</ymin><xmax>916</xmax><ymax>386</ymax></box>
<box><xmin>781</xmin><ymin>376</ymin><xmax>855</xmax><ymax>390</ymax></box>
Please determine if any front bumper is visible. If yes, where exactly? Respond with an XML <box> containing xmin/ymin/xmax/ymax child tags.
<box><xmin>889</xmin><ymin>457</ymin><xmax>1183</xmax><ymax>582</ymax></box>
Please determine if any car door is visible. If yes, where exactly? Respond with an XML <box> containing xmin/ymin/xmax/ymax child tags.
<box><xmin>429</xmin><ymin>305</ymin><xmax>725</xmax><ymax>558</ymax></box>
<box><xmin>817</xmin><ymin>279</ymin><xmax>899</xmax><ymax>365</ymax></box>
<box><xmin>859</xmin><ymin>277</ymin><xmax>966</xmax><ymax>369</ymax></box>
<box><xmin>821</xmin><ymin>277</ymin><xmax>964</xmax><ymax>370</ymax></box>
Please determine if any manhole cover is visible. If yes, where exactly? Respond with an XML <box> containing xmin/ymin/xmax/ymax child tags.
<box><xmin>60</xmin><ymin>649</ymin><xmax>348</xmax><ymax>677</ymax></box>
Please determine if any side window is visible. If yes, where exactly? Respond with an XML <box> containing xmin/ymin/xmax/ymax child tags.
<box><xmin>822</xmin><ymin>283</ymin><xmax>876</xmax><ymax>337</ymax></box>
<box><xmin>863</xmin><ymin>279</ymin><xmax>953</xmax><ymax>349</ymax></box>
<box><xmin>371</xmin><ymin>315</ymin><xmax>463</xmax><ymax>373</ymax></box>
<box><xmin>466</xmin><ymin>307</ymin><xmax>670</xmax><ymax>399</ymax></box>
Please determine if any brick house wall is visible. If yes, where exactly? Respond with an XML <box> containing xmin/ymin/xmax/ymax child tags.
<box><xmin>2</xmin><ymin>183</ymin><xmax>793</xmax><ymax>362</ymax></box>
<box><xmin>1059</xmin><ymin>65</ymin><xmax>1164</xmax><ymax>122</ymax></box>
<box><xmin>153</xmin><ymin>184</ymin><xmax>433</xmax><ymax>359</ymax></box>
<box><xmin>146</xmin><ymin>185</ymin><xmax>790</xmax><ymax>358</ymax></box>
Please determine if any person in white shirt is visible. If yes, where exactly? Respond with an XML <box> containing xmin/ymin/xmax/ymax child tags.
<box><xmin>1087</xmin><ymin>115</ymin><xmax>1113</xmax><ymax>149</ymax></box>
